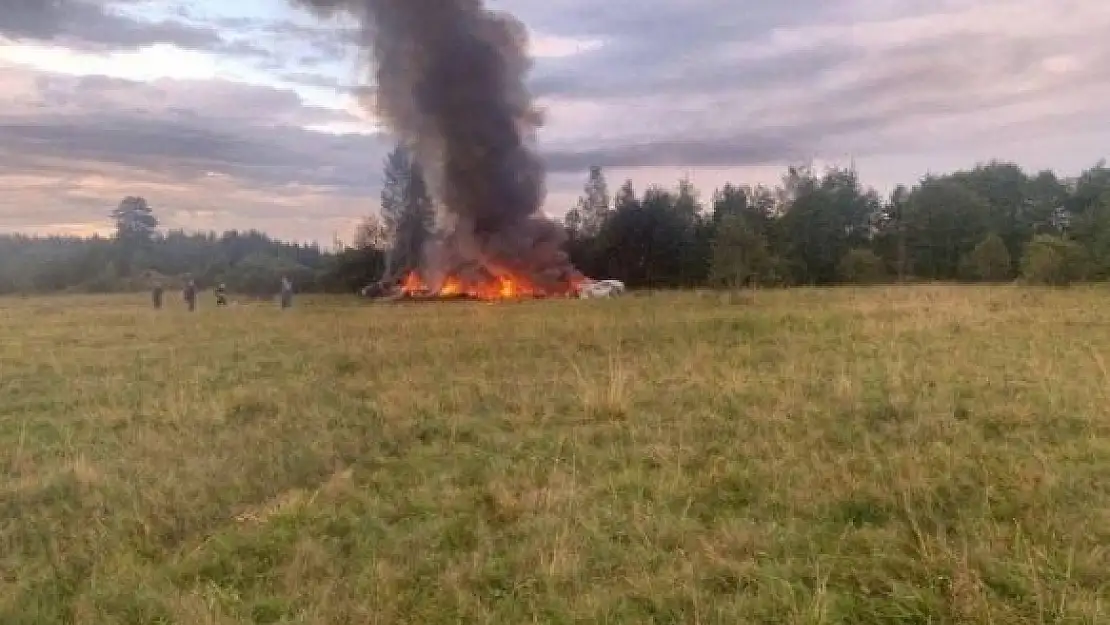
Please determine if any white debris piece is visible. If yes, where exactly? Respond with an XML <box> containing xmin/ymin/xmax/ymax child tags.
<box><xmin>578</xmin><ymin>278</ymin><xmax>625</xmax><ymax>298</ymax></box>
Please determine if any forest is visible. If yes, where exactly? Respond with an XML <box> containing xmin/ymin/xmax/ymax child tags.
<box><xmin>2</xmin><ymin>146</ymin><xmax>1109</xmax><ymax>295</ymax></box>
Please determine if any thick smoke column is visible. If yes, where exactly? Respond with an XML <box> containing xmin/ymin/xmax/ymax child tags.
<box><xmin>293</xmin><ymin>0</ymin><xmax>580</xmax><ymax>289</ymax></box>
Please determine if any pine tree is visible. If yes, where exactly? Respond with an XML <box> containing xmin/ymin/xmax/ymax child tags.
<box><xmin>575</xmin><ymin>165</ymin><xmax>610</xmax><ymax>236</ymax></box>
<box><xmin>613</xmin><ymin>179</ymin><xmax>638</xmax><ymax>212</ymax></box>
<box><xmin>111</xmin><ymin>196</ymin><xmax>158</xmax><ymax>244</ymax></box>
<box><xmin>380</xmin><ymin>144</ymin><xmax>434</xmax><ymax>278</ymax></box>
<box><xmin>110</xmin><ymin>195</ymin><xmax>159</xmax><ymax>277</ymax></box>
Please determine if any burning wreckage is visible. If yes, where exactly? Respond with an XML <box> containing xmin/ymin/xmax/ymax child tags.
<box><xmin>365</xmin><ymin>267</ymin><xmax>569</xmax><ymax>301</ymax></box>
<box><xmin>293</xmin><ymin>0</ymin><xmax>621</xmax><ymax>302</ymax></box>
<box><xmin>360</xmin><ymin>271</ymin><xmax>624</xmax><ymax>301</ymax></box>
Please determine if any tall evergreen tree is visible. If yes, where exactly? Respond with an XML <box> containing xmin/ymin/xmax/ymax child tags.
<box><xmin>612</xmin><ymin>179</ymin><xmax>638</xmax><ymax>213</ymax></box>
<box><xmin>379</xmin><ymin>143</ymin><xmax>434</xmax><ymax>278</ymax></box>
<box><xmin>111</xmin><ymin>196</ymin><xmax>158</xmax><ymax>244</ymax></box>
<box><xmin>571</xmin><ymin>165</ymin><xmax>611</xmax><ymax>237</ymax></box>
<box><xmin>110</xmin><ymin>195</ymin><xmax>159</xmax><ymax>276</ymax></box>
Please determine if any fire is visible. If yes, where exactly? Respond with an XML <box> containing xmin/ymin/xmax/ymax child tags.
<box><xmin>397</xmin><ymin>269</ymin><xmax>581</xmax><ymax>300</ymax></box>
<box><xmin>401</xmin><ymin>271</ymin><xmax>423</xmax><ymax>292</ymax></box>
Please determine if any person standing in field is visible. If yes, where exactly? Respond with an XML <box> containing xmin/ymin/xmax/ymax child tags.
<box><xmin>183</xmin><ymin>279</ymin><xmax>197</xmax><ymax>312</ymax></box>
<box><xmin>152</xmin><ymin>281</ymin><xmax>164</xmax><ymax>309</ymax></box>
<box><xmin>215</xmin><ymin>283</ymin><xmax>228</xmax><ymax>306</ymax></box>
<box><xmin>279</xmin><ymin>276</ymin><xmax>293</xmax><ymax>309</ymax></box>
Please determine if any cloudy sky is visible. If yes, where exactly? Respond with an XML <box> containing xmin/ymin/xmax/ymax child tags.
<box><xmin>2</xmin><ymin>0</ymin><xmax>1109</xmax><ymax>243</ymax></box>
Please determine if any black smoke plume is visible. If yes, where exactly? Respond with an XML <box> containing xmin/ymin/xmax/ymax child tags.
<box><xmin>292</xmin><ymin>0</ymin><xmax>581</xmax><ymax>291</ymax></box>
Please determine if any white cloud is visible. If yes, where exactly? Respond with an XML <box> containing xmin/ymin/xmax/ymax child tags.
<box><xmin>530</xmin><ymin>34</ymin><xmax>603</xmax><ymax>58</ymax></box>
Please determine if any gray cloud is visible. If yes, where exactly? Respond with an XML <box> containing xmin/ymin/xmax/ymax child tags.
<box><xmin>266</xmin><ymin>0</ymin><xmax>1110</xmax><ymax>175</ymax></box>
<box><xmin>0</xmin><ymin>62</ymin><xmax>391</xmax><ymax>241</ymax></box>
<box><xmin>0</xmin><ymin>116</ymin><xmax>375</xmax><ymax>188</ymax></box>
<box><xmin>530</xmin><ymin>45</ymin><xmax>853</xmax><ymax>102</ymax></box>
<box><xmin>539</xmin><ymin>30</ymin><xmax>1110</xmax><ymax>171</ymax></box>
<box><xmin>0</xmin><ymin>0</ymin><xmax>268</xmax><ymax>56</ymax></box>
<box><xmin>504</xmin><ymin>0</ymin><xmax>835</xmax><ymax>44</ymax></box>
<box><xmin>0</xmin><ymin>65</ymin><xmax>389</xmax><ymax>190</ymax></box>
<box><xmin>516</xmin><ymin>0</ymin><xmax>1110</xmax><ymax>171</ymax></box>
<box><xmin>278</xmin><ymin>71</ymin><xmax>357</xmax><ymax>90</ymax></box>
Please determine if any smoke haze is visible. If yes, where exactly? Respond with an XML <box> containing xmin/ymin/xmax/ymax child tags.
<box><xmin>291</xmin><ymin>0</ymin><xmax>580</xmax><ymax>289</ymax></box>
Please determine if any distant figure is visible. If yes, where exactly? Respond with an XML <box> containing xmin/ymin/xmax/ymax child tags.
<box><xmin>151</xmin><ymin>282</ymin><xmax>164</xmax><ymax>309</ymax></box>
<box><xmin>215</xmin><ymin>283</ymin><xmax>228</xmax><ymax>306</ymax></box>
<box><xmin>279</xmin><ymin>276</ymin><xmax>293</xmax><ymax>309</ymax></box>
<box><xmin>183</xmin><ymin>279</ymin><xmax>197</xmax><ymax>312</ymax></box>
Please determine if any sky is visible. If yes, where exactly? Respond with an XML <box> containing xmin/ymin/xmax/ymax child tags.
<box><xmin>2</xmin><ymin>0</ymin><xmax>1109</xmax><ymax>244</ymax></box>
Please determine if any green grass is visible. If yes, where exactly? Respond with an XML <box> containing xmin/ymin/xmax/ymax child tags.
<box><xmin>2</xmin><ymin>286</ymin><xmax>1109</xmax><ymax>623</ymax></box>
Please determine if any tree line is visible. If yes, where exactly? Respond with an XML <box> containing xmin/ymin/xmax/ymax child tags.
<box><xmin>3</xmin><ymin>148</ymin><xmax>1109</xmax><ymax>296</ymax></box>
<box><xmin>0</xmin><ymin>196</ymin><xmax>373</xmax><ymax>296</ymax></box>
<box><xmin>557</xmin><ymin>159</ymin><xmax>1108</xmax><ymax>287</ymax></box>
<box><xmin>375</xmin><ymin>145</ymin><xmax>1110</xmax><ymax>288</ymax></box>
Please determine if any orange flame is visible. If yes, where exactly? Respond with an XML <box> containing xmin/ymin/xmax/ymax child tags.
<box><xmin>398</xmin><ymin>269</ymin><xmax>580</xmax><ymax>300</ymax></box>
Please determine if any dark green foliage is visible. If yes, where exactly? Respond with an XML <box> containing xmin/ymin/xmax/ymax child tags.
<box><xmin>900</xmin><ymin>177</ymin><xmax>991</xmax><ymax>279</ymax></box>
<box><xmin>1021</xmin><ymin>235</ymin><xmax>1088</xmax><ymax>285</ymax></box>
<box><xmin>960</xmin><ymin>233</ymin><xmax>1013</xmax><ymax>281</ymax></box>
<box><xmin>585</xmin><ymin>182</ymin><xmax>706</xmax><ymax>288</ymax></box>
<box><xmin>708</xmin><ymin>214</ymin><xmax>780</xmax><ymax>287</ymax></box>
<box><xmin>777</xmin><ymin>165</ymin><xmax>879</xmax><ymax>285</ymax></box>
<box><xmin>562</xmin><ymin>159</ymin><xmax>1110</xmax><ymax>289</ymax></box>
<box><xmin>0</xmin><ymin>229</ymin><xmax>348</xmax><ymax>295</ymax></box>
<box><xmin>320</xmin><ymin>245</ymin><xmax>387</xmax><ymax>293</ymax></box>
<box><xmin>111</xmin><ymin>196</ymin><xmax>158</xmax><ymax>245</ymax></box>
<box><xmin>838</xmin><ymin>248</ymin><xmax>887</xmax><ymax>284</ymax></box>
<box><xmin>949</xmin><ymin>162</ymin><xmax>1067</xmax><ymax>266</ymax></box>
<box><xmin>1066</xmin><ymin>190</ymin><xmax>1110</xmax><ymax>279</ymax></box>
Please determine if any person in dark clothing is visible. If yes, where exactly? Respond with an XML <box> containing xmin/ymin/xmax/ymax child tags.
<box><xmin>214</xmin><ymin>283</ymin><xmax>228</xmax><ymax>306</ymax></box>
<box><xmin>152</xmin><ymin>282</ymin><xmax>164</xmax><ymax>309</ymax></box>
<box><xmin>183</xmin><ymin>279</ymin><xmax>197</xmax><ymax>311</ymax></box>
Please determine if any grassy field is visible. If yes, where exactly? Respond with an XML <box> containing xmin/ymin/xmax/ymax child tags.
<box><xmin>1</xmin><ymin>286</ymin><xmax>1108</xmax><ymax>624</ymax></box>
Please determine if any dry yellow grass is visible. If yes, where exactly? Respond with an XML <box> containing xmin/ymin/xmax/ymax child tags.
<box><xmin>1</xmin><ymin>286</ymin><xmax>1108</xmax><ymax>623</ymax></box>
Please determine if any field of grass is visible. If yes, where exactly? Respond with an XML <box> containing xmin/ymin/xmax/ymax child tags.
<box><xmin>1</xmin><ymin>286</ymin><xmax>1109</xmax><ymax>624</ymax></box>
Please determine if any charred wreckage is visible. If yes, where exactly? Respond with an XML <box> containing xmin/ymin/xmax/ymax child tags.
<box><xmin>360</xmin><ymin>271</ymin><xmax>625</xmax><ymax>301</ymax></box>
